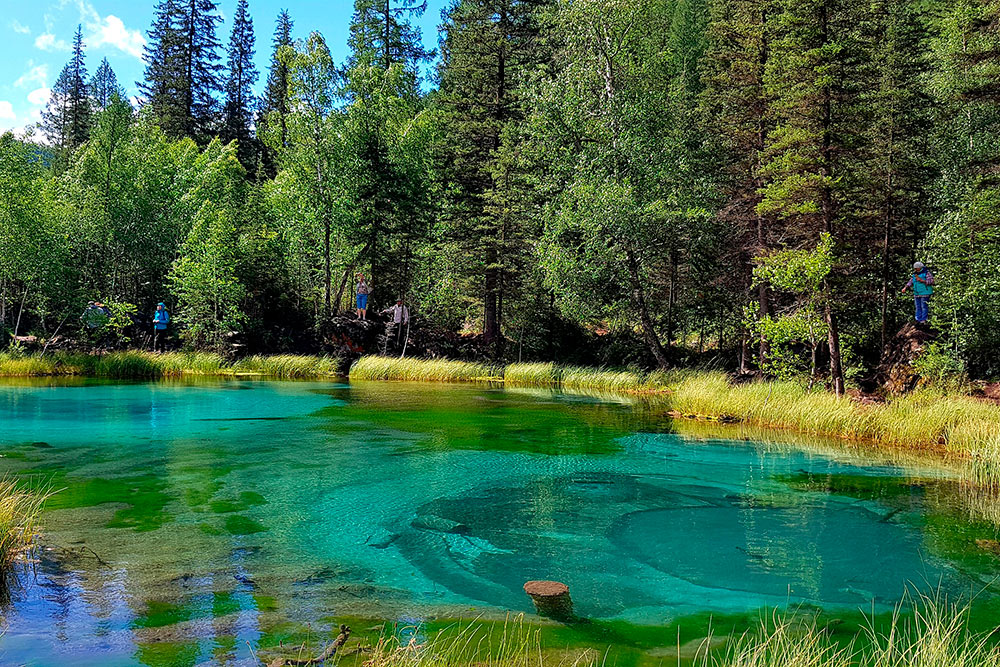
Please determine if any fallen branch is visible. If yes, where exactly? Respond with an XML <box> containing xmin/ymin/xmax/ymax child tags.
<box><xmin>268</xmin><ymin>624</ymin><xmax>351</xmax><ymax>667</ymax></box>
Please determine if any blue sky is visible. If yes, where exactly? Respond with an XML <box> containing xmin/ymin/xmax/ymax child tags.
<box><xmin>0</xmin><ymin>0</ymin><xmax>448</xmax><ymax>133</ymax></box>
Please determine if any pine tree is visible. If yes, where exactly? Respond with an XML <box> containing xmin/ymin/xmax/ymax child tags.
<box><xmin>435</xmin><ymin>0</ymin><xmax>553</xmax><ymax>356</ymax></box>
<box><xmin>222</xmin><ymin>0</ymin><xmax>259</xmax><ymax>169</ymax></box>
<box><xmin>258</xmin><ymin>9</ymin><xmax>293</xmax><ymax>170</ymax></box>
<box><xmin>42</xmin><ymin>25</ymin><xmax>91</xmax><ymax>153</ymax></box>
<box><xmin>347</xmin><ymin>0</ymin><xmax>433</xmax><ymax>72</ymax></box>
<box><xmin>90</xmin><ymin>58</ymin><xmax>126</xmax><ymax>110</ymax></box>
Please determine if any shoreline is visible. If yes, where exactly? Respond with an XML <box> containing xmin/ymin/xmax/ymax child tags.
<box><xmin>3</xmin><ymin>351</ymin><xmax>1000</xmax><ymax>485</ymax></box>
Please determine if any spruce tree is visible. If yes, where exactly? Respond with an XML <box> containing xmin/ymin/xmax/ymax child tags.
<box><xmin>140</xmin><ymin>0</ymin><xmax>222</xmax><ymax>140</ymax></box>
<box><xmin>178</xmin><ymin>0</ymin><xmax>224</xmax><ymax>139</ymax></box>
<box><xmin>90</xmin><ymin>58</ymin><xmax>126</xmax><ymax>110</ymax></box>
<box><xmin>861</xmin><ymin>0</ymin><xmax>933</xmax><ymax>347</ymax></box>
<box><xmin>340</xmin><ymin>0</ymin><xmax>434</xmax><ymax>311</ymax></box>
<box><xmin>258</xmin><ymin>9</ymin><xmax>294</xmax><ymax>168</ymax></box>
<box><xmin>347</xmin><ymin>0</ymin><xmax>433</xmax><ymax>71</ymax></box>
<box><xmin>702</xmin><ymin>0</ymin><xmax>778</xmax><ymax>371</ymax></box>
<box><xmin>435</xmin><ymin>0</ymin><xmax>553</xmax><ymax>356</ymax></box>
<box><xmin>139</xmin><ymin>0</ymin><xmax>186</xmax><ymax>136</ymax></box>
<box><xmin>758</xmin><ymin>0</ymin><xmax>866</xmax><ymax>395</ymax></box>
<box><xmin>42</xmin><ymin>25</ymin><xmax>91</xmax><ymax>153</ymax></box>
<box><xmin>222</xmin><ymin>0</ymin><xmax>259</xmax><ymax>169</ymax></box>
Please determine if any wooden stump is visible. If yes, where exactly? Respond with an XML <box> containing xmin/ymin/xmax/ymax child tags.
<box><xmin>523</xmin><ymin>580</ymin><xmax>574</xmax><ymax>621</ymax></box>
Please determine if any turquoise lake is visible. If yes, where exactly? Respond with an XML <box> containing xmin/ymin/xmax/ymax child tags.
<box><xmin>0</xmin><ymin>378</ymin><xmax>998</xmax><ymax>666</ymax></box>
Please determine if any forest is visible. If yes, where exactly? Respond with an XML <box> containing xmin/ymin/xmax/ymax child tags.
<box><xmin>3</xmin><ymin>0</ymin><xmax>1000</xmax><ymax>390</ymax></box>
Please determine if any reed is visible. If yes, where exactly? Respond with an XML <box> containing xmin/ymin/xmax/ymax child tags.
<box><xmin>862</xmin><ymin>594</ymin><xmax>1000</xmax><ymax>667</ymax></box>
<box><xmin>0</xmin><ymin>478</ymin><xmax>46</xmax><ymax>599</ymax></box>
<box><xmin>699</xmin><ymin>612</ymin><xmax>853</xmax><ymax>667</ymax></box>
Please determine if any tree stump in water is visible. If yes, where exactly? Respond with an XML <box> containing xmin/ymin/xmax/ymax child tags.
<box><xmin>523</xmin><ymin>580</ymin><xmax>574</xmax><ymax>621</ymax></box>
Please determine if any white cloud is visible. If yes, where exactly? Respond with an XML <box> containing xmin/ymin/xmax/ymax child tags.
<box><xmin>27</xmin><ymin>87</ymin><xmax>51</xmax><ymax>106</ymax></box>
<box><xmin>0</xmin><ymin>101</ymin><xmax>15</xmax><ymax>121</ymax></box>
<box><xmin>14</xmin><ymin>63</ymin><xmax>48</xmax><ymax>89</ymax></box>
<box><xmin>88</xmin><ymin>14</ymin><xmax>144</xmax><ymax>59</ymax></box>
<box><xmin>35</xmin><ymin>32</ymin><xmax>70</xmax><ymax>52</ymax></box>
<box><xmin>11</xmin><ymin>20</ymin><xmax>31</xmax><ymax>35</ymax></box>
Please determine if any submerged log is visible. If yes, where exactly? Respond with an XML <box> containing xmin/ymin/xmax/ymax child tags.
<box><xmin>267</xmin><ymin>624</ymin><xmax>351</xmax><ymax>667</ymax></box>
<box><xmin>523</xmin><ymin>580</ymin><xmax>574</xmax><ymax>621</ymax></box>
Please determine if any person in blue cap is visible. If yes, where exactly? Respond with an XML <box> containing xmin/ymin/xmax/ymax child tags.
<box><xmin>152</xmin><ymin>302</ymin><xmax>170</xmax><ymax>352</ymax></box>
<box><xmin>901</xmin><ymin>261</ymin><xmax>934</xmax><ymax>324</ymax></box>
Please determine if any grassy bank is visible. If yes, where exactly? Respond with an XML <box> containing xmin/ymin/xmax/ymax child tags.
<box><xmin>0</xmin><ymin>479</ymin><xmax>45</xmax><ymax>599</ymax></box>
<box><xmin>315</xmin><ymin>596</ymin><xmax>1000</xmax><ymax>667</ymax></box>
<box><xmin>347</xmin><ymin>357</ymin><xmax>1000</xmax><ymax>483</ymax></box>
<box><xmin>0</xmin><ymin>351</ymin><xmax>343</xmax><ymax>379</ymax></box>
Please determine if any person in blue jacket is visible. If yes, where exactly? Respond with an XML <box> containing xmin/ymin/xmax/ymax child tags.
<box><xmin>152</xmin><ymin>302</ymin><xmax>170</xmax><ymax>352</ymax></box>
<box><xmin>901</xmin><ymin>262</ymin><xmax>934</xmax><ymax>324</ymax></box>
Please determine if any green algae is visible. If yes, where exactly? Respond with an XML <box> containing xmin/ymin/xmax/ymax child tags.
<box><xmin>134</xmin><ymin>592</ymin><xmax>244</xmax><ymax>630</ymax></box>
<box><xmin>314</xmin><ymin>382</ymin><xmax>643</xmax><ymax>455</ymax></box>
<box><xmin>134</xmin><ymin>640</ymin><xmax>200</xmax><ymax>667</ymax></box>
<box><xmin>19</xmin><ymin>469</ymin><xmax>174</xmax><ymax>532</ymax></box>
<box><xmin>209</xmin><ymin>491</ymin><xmax>267</xmax><ymax>514</ymax></box>
<box><xmin>224</xmin><ymin>514</ymin><xmax>267</xmax><ymax>535</ymax></box>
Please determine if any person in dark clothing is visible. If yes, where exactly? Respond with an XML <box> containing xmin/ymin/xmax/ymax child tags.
<box><xmin>152</xmin><ymin>302</ymin><xmax>170</xmax><ymax>352</ymax></box>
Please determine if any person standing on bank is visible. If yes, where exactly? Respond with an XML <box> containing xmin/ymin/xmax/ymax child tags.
<box><xmin>382</xmin><ymin>298</ymin><xmax>410</xmax><ymax>351</ymax></box>
<box><xmin>152</xmin><ymin>302</ymin><xmax>170</xmax><ymax>352</ymax></box>
<box><xmin>901</xmin><ymin>262</ymin><xmax>934</xmax><ymax>324</ymax></box>
<box><xmin>356</xmin><ymin>273</ymin><xmax>371</xmax><ymax>320</ymax></box>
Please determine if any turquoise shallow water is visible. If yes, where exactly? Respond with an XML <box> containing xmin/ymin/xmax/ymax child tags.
<box><xmin>0</xmin><ymin>378</ymin><xmax>997</xmax><ymax>665</ymax></box>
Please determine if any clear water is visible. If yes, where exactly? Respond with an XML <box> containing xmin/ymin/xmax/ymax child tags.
<box><xmin>0</xmin><ymin>379</ymin><xmax>998</xmax><ymax>666</ymax></box>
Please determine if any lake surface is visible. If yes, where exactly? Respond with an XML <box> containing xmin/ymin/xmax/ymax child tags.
<box><xmin>0</xmin><ymin>379</ymin><xmax>998</xmax><ymax>666</ymax></box>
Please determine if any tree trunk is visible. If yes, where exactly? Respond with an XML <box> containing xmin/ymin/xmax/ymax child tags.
<box><xmin>626</xmin><ymin>250</ymin><xmax>669</xmax><ymax>369</ymax></box>
<box><xmin>825</xmin><ymin>299</ymin><xmax>844</xmax><ymax>397</ymax></box>
<box><xmin>483</xmin><ymin>245</ymin><xmax>500</xmax><ymax>346</ymax></box>
<box><xmin>880</xmin><ymin>157</ymin><xmax>894</xmax><ymax>349</ymax></box>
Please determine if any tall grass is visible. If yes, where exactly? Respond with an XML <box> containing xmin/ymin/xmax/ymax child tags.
<box><xmin>670</xmin><ymin>373</ymin><xmax>1000</xmax><ymax>461</ymax></box>
<box><xmin>232</xmin><ymin>354</ymin><xmax>341</xmax><ymax>378</ymax></box>
<box><xmin>698</xmin><ymin>595</ymin><xmax>999</xmax><ymax>667</ymax></box>
<box><xmin>351</xmin><ymin>616</ymin><xmax>549</xmax><ymax>667</ymax></box>
<box><xmin>0</xmin><ymin>351</ymin><xmax>344</xmax><ymax>380</ymax></box>
<box><xmin>0</xmin><ymin>479</ymin><xmax>45</xmax><ymax>600</ymax></box>
<box><xmin>351</xmin><ymin>356</ymin><xmax>501</xmax><ymax>383</ymax></box>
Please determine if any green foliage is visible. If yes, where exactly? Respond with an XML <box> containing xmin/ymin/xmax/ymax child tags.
<box><xmin>913</xmin><ymin>342</ymin><xmax>967</xmax><ymax>390</ymax></box>
<box><xmin>747</xmin><ymin>234</ymin><xmax>834</xmax><ymax>378</ymax></box>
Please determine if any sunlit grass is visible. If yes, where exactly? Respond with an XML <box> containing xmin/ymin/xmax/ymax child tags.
<box><xmin>0</xmin><ymin>351</ymin><xmax>344</xmax><ymax>380</ymax></box>
<box><xmin>503</xmin><ymin>362</ymin><xmax>561</xmax><ymax>387</ymax></box>
<box><xmin>700</xmin><ymin>612</ymin><xmax>853</xmax><ymax>667</ymax></box>
<box><xmin>230</xmin><ymin>354</ymin><xmax>342</xmax><ymax>378</ymax></box>
<box><xmin>697</xmin><ymin>595</ymin><xmax>1000</xmax><ymax>667</ymax></box>
<box><xmin>0</xmin><ymin>478</ymin><xmax>46</xmax><ymax>600</ymax></box>
<box><xmin>351</xmin><ymin>356</ymin><xmax>501</xmax><ymax>382</ymax></box>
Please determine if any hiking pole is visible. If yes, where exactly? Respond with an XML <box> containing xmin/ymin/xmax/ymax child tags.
<box><xmin>400</xmin><ymin>317</ymin><xmax>411</xmax><ymax>358</ymax></box>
